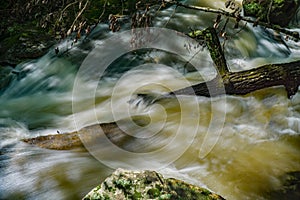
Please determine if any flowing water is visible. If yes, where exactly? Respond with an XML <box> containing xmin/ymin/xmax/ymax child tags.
<box><xmin>1</xmin><ymin>0</ymin><xmax>300</xmax><ymax>199</ymax></box>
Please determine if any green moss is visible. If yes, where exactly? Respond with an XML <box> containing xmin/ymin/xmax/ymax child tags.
<box><xmin>103</xmin><ymin>194</ymin><xmax>111</xmax><ymax>200</ymax></box>
<box><xmin>273</xmin><ymin>0</ymin><xmax>286</xmax><ymax>10</ymax></box>
<box><xmin>274</xmin><ymin>0</ymin><xmax>285</xmax><ymax>5</ymax></box>
<box><xmin>200</xmin><ymin>188</ymin><xmax>212</xmax><ymax>196</ymax></box>
<box><xmin>147</xmin><ymin>188</ymin><xmax>161</xmax><ymax>198</ymax></box>
<box><xmin>114</xmin><ymin>179</ymin><xmax>132</xmax><ymax>190</ymax></box>
<box><xmin>96</xmin><ymin>185</ymin><xmax>101</xmax><ymax>190</ymax></box>
<box><xmin>132</xmin><ymin>191</ymin><xmax>142</xmax><ymax>200</ymax></box>
<box><xmin>159</xmin><ymin>194</ymin><xmax>172</xmax><ymax>200</ymax></box>
<box><xmin>243</xmin><ymin>2</ymin><xmax>263</xmax><ymax>16</ymax></box>
<box><xmin>90</xmin><ymin>192</ymin><xmax>103</xmax><ymax>200</ymax></box>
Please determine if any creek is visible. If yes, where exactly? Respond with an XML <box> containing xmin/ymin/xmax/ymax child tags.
<box><xmin>1</xmin><ymin>0</ymin><xmax>300</xmax><ymax>199</ymax></box>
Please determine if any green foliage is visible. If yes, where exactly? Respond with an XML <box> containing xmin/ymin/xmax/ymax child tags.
<box><xmin>274</xmin><ymin>0</ymin><xmax>285</xmax><ymax>5</ymax></box>
<box><xmin>243</xmin><ymin>2</ymin><xmax>263</xmax><ymax>17</ymax></box>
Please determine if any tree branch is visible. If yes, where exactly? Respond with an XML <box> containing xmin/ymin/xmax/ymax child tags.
<box><xmin>165</xmin><ymin>0</ymin><xmax>300</xmax><ymax>41</ymax></box>
<box><xmin>188</xmin><ymin>27</ymin><xmax>229</xmax><ymax>76</ymax></box>
<box><xmin>67</xmin><ymin>0</ymin><xmax>89</xmax><ymax>36</ymax></box>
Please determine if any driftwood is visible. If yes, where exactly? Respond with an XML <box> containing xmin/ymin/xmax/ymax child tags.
<box><xmin>22</xmin><ymin>121</ymin><xmax>165</xmax><ymax>151</ymax></box>
<box><xmin>22</xmin><ymin>122</ymin><xmax>133</xmax><ymax>150</ymax></box>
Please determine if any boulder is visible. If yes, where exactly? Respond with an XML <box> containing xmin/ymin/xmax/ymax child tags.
<box><xmin>83</xmin><ymin>168</ymin><xmax>225</xmax><ymax>200</ymax></box>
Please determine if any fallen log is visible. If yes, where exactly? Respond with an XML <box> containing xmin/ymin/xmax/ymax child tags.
<box><xmin>173</xmin><ymin>60</ymin><xmax>300</xmax><ymax>98</ymax></box>
<box><xmin>172</xmin><ymin>27</ymin><xmax>300</xmax><ymax>98</ymax></box>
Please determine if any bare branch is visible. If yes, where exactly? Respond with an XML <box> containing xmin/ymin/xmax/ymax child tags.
<box><xmin>164</xmin><ymin>0</ymin><xmax>300</xmax><ymax>41</ymax></box>
<box><xmin>66</xmin><ymin>0</ymin><xmax>89</xmax><ymax>36</ymax></box>
<box><xmin>58</xmin><ymin>0</ymin><xmax>79</xmax><ymax>22</ymax></box>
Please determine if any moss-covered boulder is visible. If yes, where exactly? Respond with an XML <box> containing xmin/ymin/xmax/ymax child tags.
<box><xmin>83</xmin><ymin>168</ymin><xmax>225</xmax><ymax>200</ymax></box>
<box><xmin>242</xmin><ymin>0</ymin><xmax>299</xmax><ymax>27</ymax></box>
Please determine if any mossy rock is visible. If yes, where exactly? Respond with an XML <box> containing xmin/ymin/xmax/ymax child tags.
<box><xmin>83</xmin><ymin>168</ymin><xmax>225</xmax><ymax>200</ymax></box>
<box><xmin>242</xmin><ymin>0</ymin><xmax>299</xmax><ymax>27</ymax></box>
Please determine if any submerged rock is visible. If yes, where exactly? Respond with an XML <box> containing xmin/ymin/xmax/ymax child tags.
<box><xmin>267</xmin><ymin>171</ymin><xmax>300</xmax><ymax>200</ymax></box>
<box><xmin>242</xmin><ymin>0</ymin><xmax>299</xmax><ymax>27</ymax></box>
<box><xmin>83</xmin><ymin>168</ymin><xmax>225</xmax><ymax>200</ymax></box>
